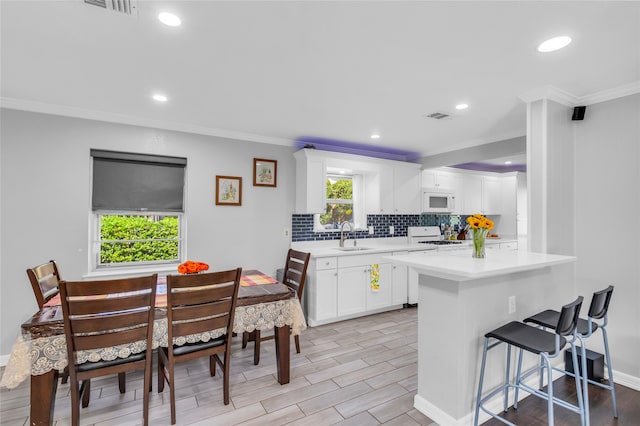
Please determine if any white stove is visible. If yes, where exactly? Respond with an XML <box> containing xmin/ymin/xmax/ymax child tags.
<box><xmin>407</xmin><ymin>226</ymin><xmax>466</xmax><ymax>251</ymax></box>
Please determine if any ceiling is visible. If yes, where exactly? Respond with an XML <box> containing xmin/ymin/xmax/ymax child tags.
<box><xmin>1</xmin><ymin>1</ymin><xmax>639</xmax><ymax>162</ymax></box>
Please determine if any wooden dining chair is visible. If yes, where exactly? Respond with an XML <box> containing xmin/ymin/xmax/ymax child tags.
<box><xmin>59</xmin><ymin>274</ymin><xmax>157</xmax><ymax>426</ymax></box>
<box><xmin>26</xmin><ymin>260</ymin><xmax>61</xmax><ymax>309</ymax></box>
<box><xmin>242</xmin><ymin>249</ymin><xmax>310</xmax><ymax>365</ymax></box>
<box><xmin>158</xmin><ymin>268</ymin><xmax>242</xmax><ymax>425</ymax></box>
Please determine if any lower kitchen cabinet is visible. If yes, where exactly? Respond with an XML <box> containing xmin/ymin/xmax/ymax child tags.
<box><xmin>306</xmin><ymin>252</ymin><xmax>403</xmax><ymax>326</ymax></box>
<box><xmin>392</xmin><ymin>251</ymin><xmax>409</xmax><ymax>306</ymax></box>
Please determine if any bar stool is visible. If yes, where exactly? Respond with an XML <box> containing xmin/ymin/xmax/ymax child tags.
<box><xmin>524</xmin><ymin>285</ymin><xmax>616</xmax><ymax>425</ymax></box>
<box><xmin>474</xmin><ymin>296</ymin><xmax>586</xmax><ymax>426</ymax></box>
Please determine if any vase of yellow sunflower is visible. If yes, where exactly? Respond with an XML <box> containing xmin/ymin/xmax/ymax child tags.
<box><xmin>466</xmin><ymin>214</ymin><xmax>494</xmax><ymax>259</ymax></box>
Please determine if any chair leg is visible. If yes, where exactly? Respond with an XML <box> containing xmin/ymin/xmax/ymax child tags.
<box><xmin>504</xmin><ymin>344</ymin><xmax>511</xmax><ymax>412</ymax></box>
<box><xmin>242</xmin><ymin>331</ymin><xmax>249</xmax><ymax>349</ymax></box>
<box><xmin>223</xmin><ymin>352</ymin><xmax>230</xmax><ymax>405</ymax></box>
<box><xmin>602</xmin><ymin>328</ymin><xmax>618</xmax><ymax>418</ymax></box>
<box><xmin>118</xmin><ymin>372</ymin><xmax>126</xmax><ymax>393</ymax></box>
<box><xmin>81</xmin><ymin>379</ymin><xmax>91</xmax><ymax>408</ymax></box>
<box><xmin>577</xmin><ymin>341</ymin><xmax>589</xmax><ymax>426</ymax></box>
<box><xmin>169</xmin><ymin>361</ymin><xmax>176</xmax><ymax>425</ymax></box>
<box><xmin>210</xmin><ymin>354</ymin><xmax>217</xmax><ymax>376</ymax></box>
<box><xmin>143</xmin><ymin>356</ymin><xmax>152</xmax><ymax>426</ymax></box>
<box><xmin>473</xmin><ymin>338</ymin><xmax>490</xmax><ymax>426</ymax></box>
<box><xmin>61</xmin><ymin>367</ymin><xmax>69</xmax><ymax>384</ymax></box>
<box><xmin>514</xmin><ymin>347</ymin><xmax>524</xmax><ymax>410</ymax></box>
<box><xmin>70</xmin><ymin>380</ymin><xmax>81</xmax><ymax>426</ymax></box>
<box><xmin>253</xmin><ymin>329</ymin><xmax>261</xmax><ymax>365</ymax></box>
<box><xmin>157</xmin><ymin>351</ymin><xmax>165</xmax><ymax>393</ymax></box>
<box><xmin>294</xmin><ymin>334</ymin><xmax>301</xmax><ymax>354</ymax></box>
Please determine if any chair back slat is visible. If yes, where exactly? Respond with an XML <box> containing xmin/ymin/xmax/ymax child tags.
<box><xmin>171</xmin><ymin>299</ymin><xmax>232</xmax><ymax>322</ymax></box>
<box><xmin>64</xmin><ymin>277</ymin><xmax>156</xmax><ymax>297</ymax></box>
<box><xmin>172</xmin><ymin>315</ymin><xmax>230</xmax><ymax>337</ymax></box>
<box><xmin>166</xmin><ymin>268</ymin><xmax>242</xmax><ymax>342</ymax></box>
<box><xmin>555</xmin><ymin>296</ymin><xmax>584</xmax><ymax>336</ymax></box>
<box><xmin>73</xmin><ymin>326</ymin><xmax>149</xmax><ymax>351</ymax></box>
<box><xmin>588</xmin><ymin>285</ymin><xmax>614</xmax><ymax>319</ymax></box>
<box><xmin>67</xmin><ymin>292</ymin><xmax>153</xmax><ymax>316</ymax></box>
<box><xmin>169</xmin><ymin>283</ymin><xmax>235</xmax><ymax>306</ymax></box>
<box><xmin>282</xmin><ymin>249</ymin><xmax>310</xmax><ymax>301</ymax></box>
<box><xmin>70</xmin><ymin>309</ymin><xmax>151</xmax><ymax>334</ymax></box>
<box><xmin>59</xmin><ymin>275</ymin><xmax>157</xmax><ymax>359</ymax></box>
<box><xmin>26</xmin><ymin>260</ymin><xmax>61</xmax><ymax>308</ymax></box>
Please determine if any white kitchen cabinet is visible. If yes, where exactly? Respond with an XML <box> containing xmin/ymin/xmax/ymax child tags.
<box><xmin>460</xmin><ymin>174</ymin><xmax>503</xmax><ymax>215</ymax></box>
<box><xmin>306</xmin><ymin>252</ymin><xmax>399</xmax><ymax>326</ymax></box>
<box><xmin>294</xmin><ymin>149</ymin><xmax>326</xmax><ymax>214</ymax></box>
<box><xmin>337</xmin><ymin>265</ymin><xmax>367</xmax><ymax>316</ymax></box>
<box><xmin>392</xmin><ymin>251</ymin><xmax>409</xmax><ymax>306</ymax></box>
<box><xmin>306</xmin><ymin>257</ymin><xmax>338</xmax><ymax>325</ymax></box>
<box><xmin>422</xmin><ymin>169</ymin><xmax>456</xmax><ymax>190</ymax></box>
<box><xmin>368</xmin><ymin>164</ymin><xmax>421</xmax><ymax>214</ymax></box>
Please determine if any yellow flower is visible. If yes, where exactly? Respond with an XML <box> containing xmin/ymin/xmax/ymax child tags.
<box><xmin>466</xmin><ymin>214</ymin><xmax>493</xmax><ymax>230</ymax></box>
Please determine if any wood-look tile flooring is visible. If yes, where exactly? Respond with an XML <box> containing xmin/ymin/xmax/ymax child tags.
<box><xmin>2</xmin><ymin>307</ymin><xmax>638</xmax><ymax>426</ymax></box>
<box><xmin>1</xmin><ymin>308</ymin><xmax>435</xmax><ymax>426</ymax></box>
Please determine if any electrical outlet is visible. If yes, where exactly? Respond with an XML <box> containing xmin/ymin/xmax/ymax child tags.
<box><xmin>284</xmin><ymin>228</ymin><xmax>290</xmax><ymax>237</ymax></box>
<box><xmin>368</xmin><ymin>226</ymin><xmax>374</xmax><ymax>235</ymax></box>
<box><xmin>389</xmin><ymin>225</ymin><xmax>394</xmax><ymax>235</ymax></box>
<box><xmin>508</xmin><ymin>296</ymin><xmax>516</xmax><ymax>314</ymax></box>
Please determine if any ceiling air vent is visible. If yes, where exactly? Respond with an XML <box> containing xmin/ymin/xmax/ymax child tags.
<box><xmin>85</xmin><ymin>0</ymin><xmax>138</xmax><ymax>17</ymax></box>
<box><xmin>423</xmin><ymin>112</ymin><xmax>452</xmax><ymax>120</ymax></box>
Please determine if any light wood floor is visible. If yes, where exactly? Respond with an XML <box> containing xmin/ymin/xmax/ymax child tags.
<box><xmin>0</xmin><ymin>307</ymin><xmax>436</xmax><ymax>426</ymax></box>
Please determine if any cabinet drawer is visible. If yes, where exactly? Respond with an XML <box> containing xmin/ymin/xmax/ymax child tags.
<box><xmin>338</xmin><ymin>252</ymin><xmax>392</xmax><ymax>268</ymax></box>
<box><xmin>314</xmin><ymin>257</ymin><xmax>337</xmax><ymax>270</ymax></box>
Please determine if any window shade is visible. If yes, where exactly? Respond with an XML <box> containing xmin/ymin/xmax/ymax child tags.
<box><xmin>91</xmin><ymin>149</ymin><xmax>186</xmax><ymax>212</ymax></box>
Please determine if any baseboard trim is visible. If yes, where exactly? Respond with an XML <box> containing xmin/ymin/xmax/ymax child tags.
<box><xmin>612</xmin><ymin>369</ymin><xmax>640</xmax><ymax>391</ymax></box>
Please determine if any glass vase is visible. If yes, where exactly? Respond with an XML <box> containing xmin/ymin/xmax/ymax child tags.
<box><xmin>471</xmin><ymin>228</ymin><xmax>488</xmax><ymax>259</ymax></box>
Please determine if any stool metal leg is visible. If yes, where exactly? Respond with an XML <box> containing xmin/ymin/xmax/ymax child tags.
<box><xmin>474</xmin><ymin>338</ymin><xmax>490</xmax><ymax>426</ymax></box>
<box><xmin>577</xmin><ymin>337</ymin><xmax>589</xmax><ymax>426</ymax></box>
<box><xmin>542</xmin><ymin>353</ymin><xmax>555</xmax><ymax>426</ymax></box>
<box><xmin>513</xmin><ymin>348</ymin><xmax>524</xmax><ymax>410</ymax></box>
<box><xmin>601</xmin><ymin>327</ymin><xmax>618</xmax><ymax>417</ymax></box>
<box><xmin>504</xmin><ymin>344</ymin><xmax>511</xmax><ymax>412</ymax></box>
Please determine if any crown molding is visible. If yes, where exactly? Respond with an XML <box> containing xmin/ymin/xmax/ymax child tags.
<box><xmin>0</xmin><ymin>97</ymin><xmax>294</xmax><ymax>147</ymax></box>
<box><xmin>519</xmin><ymin>81</ymin><xmax>640</xmax><ymax>107</ymax></box>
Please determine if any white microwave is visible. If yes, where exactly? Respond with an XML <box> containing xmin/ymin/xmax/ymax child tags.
<box><xmin>422</xmin><ymin>189</ymin><xmax>455</xmax><ymax>213</ymax></box>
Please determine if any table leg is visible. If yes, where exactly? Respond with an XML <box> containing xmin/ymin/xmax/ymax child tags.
<box><xmin>30</xmin><ymin>369</ymin><xmax>59</xmax><ymax>426</ymax></box>
<box><xmin>274</xmin><ymin>325</ymin><xmax>290</xmax><ymax>384</ymax></box>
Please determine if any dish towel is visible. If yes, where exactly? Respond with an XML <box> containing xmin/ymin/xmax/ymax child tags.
<box><xmin>370</xmin><ymin>263</ymin><xmax>380</xmax><ymax>292</ymax></box>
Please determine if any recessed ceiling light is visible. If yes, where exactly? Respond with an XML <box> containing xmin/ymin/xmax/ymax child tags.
<box><xmin>371</xmin><ymin>134</ymin><xmax>380</xmax><ymax>139</ymax></box>
<box><xmin>152</xmin><ymin>94</ymin><xmax>168</xmax><ymax>102</ymax></box>
<box><xmin>537</xmin><ymin>36</ymin><xmax>572</xmax><ymax>53</ymax></box>
<box><xmin>158</xmin><ymin>12</ymin><xmax>181</xmax><ymax>27</ymax></box>
<box><xmin>504</xmin><ymin>161</ymin><xmax>513</xmax><ymax>165</ymax></box>
<box><xmin>455</xmin><ymin>104</ymin><xmax>469</xmax><ymax>110</ymax></box>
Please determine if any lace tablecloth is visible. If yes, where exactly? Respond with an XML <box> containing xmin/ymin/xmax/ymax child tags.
<box><xmin>0</xmin><ymin>298</ymin><xmax>306</xmax><ymax>389</ymax></box>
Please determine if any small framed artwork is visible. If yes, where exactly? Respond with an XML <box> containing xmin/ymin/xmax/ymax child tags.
<box><xmin>215</xmin><ymin>175</ymin><xmax>242</xmax><ymax>206</ymax></box>
<box><xmin>253</xmin><ymin>158</ymin><xmax>277</xmax><ymax>187</ymax></box>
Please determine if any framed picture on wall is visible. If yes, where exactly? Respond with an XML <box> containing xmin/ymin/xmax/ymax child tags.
<box><xmin>253</xmin><ymin>158</ymin><xmax>277</xmax><ymax>187</ymax></box>
<box><xmin>215</xmin><ymin>175</ymin><xmax>242</xmax><ymax>206</ymax></box>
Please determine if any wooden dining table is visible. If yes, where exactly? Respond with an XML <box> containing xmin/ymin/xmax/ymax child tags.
<box><xmin>3</xmin><ymin>270</ymin><xmax>304</xmax><ymax>426</ymax></box>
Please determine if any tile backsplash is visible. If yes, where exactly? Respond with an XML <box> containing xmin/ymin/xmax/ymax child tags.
<box><xmin>292</xmin><ymin>213</ymin><xmax>478</xmax><ymax>242</ymax></box>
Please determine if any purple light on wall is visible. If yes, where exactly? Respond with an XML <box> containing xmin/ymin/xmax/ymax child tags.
<box><xmin>450</xmin><ymin>162</ymin><xmax>527</xmax><ymax>173</ymax></box>
<box><xmin>295</xmin><ymin>136</ymin><xmax>422</xmax><ymax>163</ymax></box>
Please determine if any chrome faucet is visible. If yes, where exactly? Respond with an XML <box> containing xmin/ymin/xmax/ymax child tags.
<box><xmin>339</xmin><ymin>221</ymin><xmax>354</xmax><ymax>247</ymax></box>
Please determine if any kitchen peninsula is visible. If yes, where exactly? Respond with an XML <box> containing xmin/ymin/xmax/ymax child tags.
<box><xmin>389</xmin><ymin>249</ymin><xmax>576</xmax><ymax>426</ymax></box>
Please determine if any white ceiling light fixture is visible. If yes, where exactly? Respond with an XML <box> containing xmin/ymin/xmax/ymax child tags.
<box><xmin>455</xmin><ymin>103</ymin><xmax>469</xmax><ymax>110</ymax></box>
<box><xmin>537</xmin><ymin>36</ymin><xmax>572</xmax><ymax>53</ymax></box>
<box><xmin>152</xmin><ymin>94</ymin><xmax>168</xmax><ymax>102</ymax></box>
<box><xmin>370</xmin><ymin>133</ymin><xmax>380</xmax><ymax>139</ymax></box>
<box><xmin>504</xmin><ymin>161</ymin><xmax>513</xmax><ymax>165</ymax></box>
<box><xmin>158</xmin><ymin>12</ymin><xmax>181</xmax><ymax>27</ymax></box>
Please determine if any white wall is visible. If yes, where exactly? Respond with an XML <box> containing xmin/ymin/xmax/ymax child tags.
<box><xmin>0</xmin><ymin>109</ymin><xmax>296</xmax><ymax>356</ymax></box>
<box><xmin>574</xmin><ymin>93</ymin><xmax>640</xmax><ymax>380</ymax></box>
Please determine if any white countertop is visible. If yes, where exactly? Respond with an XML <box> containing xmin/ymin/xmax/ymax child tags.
<box><xmin>388</xmin><ymin>249</ymin><xmax>576</xmax><ymax>281</ymax></box>
<box><xmin>293</xmin><ymin>236</ymin><xmax>517</xmax><ymax>258</ymax></box>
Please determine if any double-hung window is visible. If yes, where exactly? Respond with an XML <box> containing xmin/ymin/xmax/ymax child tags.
<box><xmin>90</xmin><ymin>149</ymin><xmax>187</xmax><ymax>270</ymax></box>
<box><xmin>315</xmin><ymin>174</ymin><xmax>364</xmax><ymax>231</ymax></box>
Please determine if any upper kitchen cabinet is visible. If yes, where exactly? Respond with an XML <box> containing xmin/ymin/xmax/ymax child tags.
<box><xmin>294</xmin><ymin>149</ymin><xmax>326</xmax><ymax>214</ymax></box>
<box><xmin>461</xmin><ymin>174</ymin><xmax>502</xmax><ymax>215</ymax></box>
<box><xmin>422</xmin><ymin>169</ymin><xmax>457</xmax><ymax>191</ymax></box>
<box><xmin>366</xmin><ymin>163</ymin><xmax>421</xmax><ymax>214</ymax></box>
<box><xmin>294</xmin><ymin>148</ymin><xmax>421</xmax><ymax>216</ymax></box>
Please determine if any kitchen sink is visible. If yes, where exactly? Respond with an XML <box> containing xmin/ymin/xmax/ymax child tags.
<box><xmin>336</xmin><ymin>246</ymin><xmax>372</xmax><ymax>251</ymax></box>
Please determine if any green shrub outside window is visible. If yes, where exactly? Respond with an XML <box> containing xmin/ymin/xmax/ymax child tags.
<box><xmin>99</xmin><ymin>215</ymin><xmax>180</xmax><ymax>265</ymax></box>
